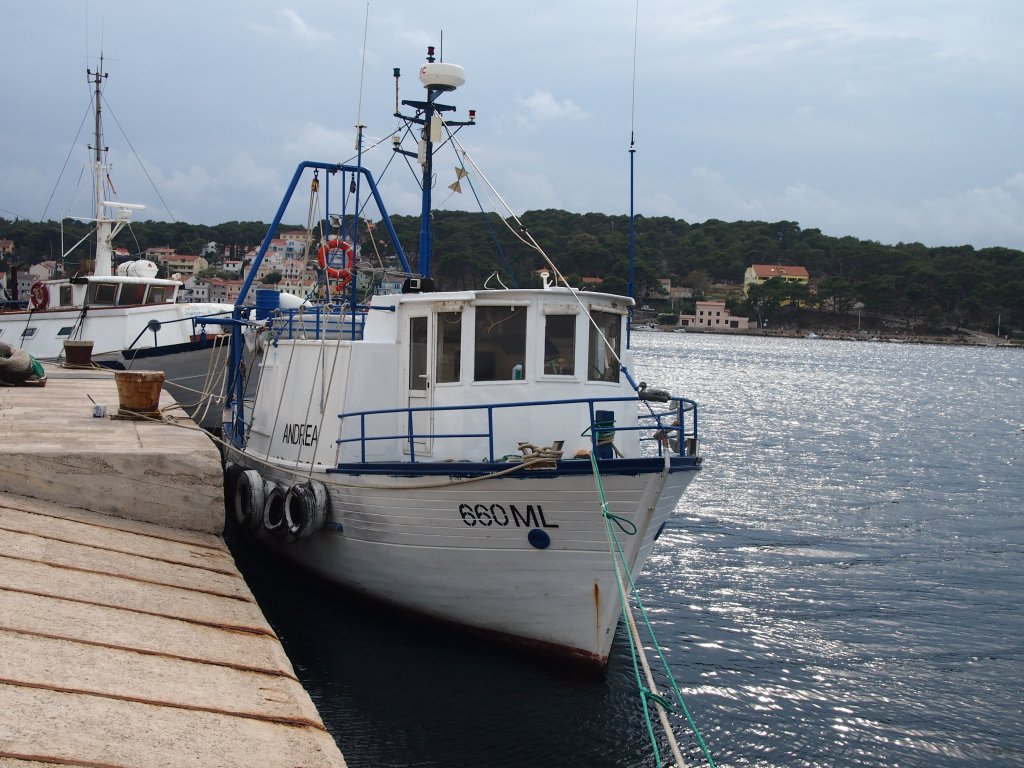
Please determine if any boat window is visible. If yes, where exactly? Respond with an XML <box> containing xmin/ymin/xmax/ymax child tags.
<box><xmin>59</xmin><ymin>285</ymin><xmax>73</xmax><ymax>306</ymax></box>
<box><xmin>474</xmin><ymin>306</ymin><xmax>527</xmax><ymax>381</ymax></box>
<box><xmin>409</xmin><ymin>316</ymin><xmax>428</xmax><ymax>390</ymax></box>
<box><xmin>21</xmin><ymin>328</ymin><xmax>37</xmax><ymax>338</ymax></box>
<box><xmin>543</xmin><ymin>314</ymin><xmax>576</xmax><ymax>375</ymax></box>
<box><xmin>147</xmin><ymin>286</ymin><xmax>170</xmax><ymax>304</ymax></box>
<box><xmin>117</xmin><ymin>283</ymin><xmax>147</xmax><ymax>306</ymax></box>
<box><xmin>58</xmin><ymin>326</ymin><xmax>74</xmax><ymax>337</ymax></box>
<box><xmin>435</xmin><ymin>311</ymin><xmax>462</xmax><ymax>383</ymax></box>
<box><xmin>588</xmin><ymin>310</ymin><xmax>621</xmax><ymax>382</ymax></box>
<box><xmin>87</xmin><ymin>282</ymin><xmax>117</xmax><ymax>305</ymax></box>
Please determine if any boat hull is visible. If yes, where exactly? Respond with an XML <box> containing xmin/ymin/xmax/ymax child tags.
<box><xmin>1</xmin><ymin>303</ymin><xmax>235</xmax><ymax>429</ymax></box>
<box><xmin>225</xmin><ymin>450</ymin><xmax>698</xmax><ymax>664</ymax></box>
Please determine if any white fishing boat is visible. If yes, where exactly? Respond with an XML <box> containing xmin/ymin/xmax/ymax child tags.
<box><xmin>632</xmin><ymin>322</ymin><xmax>659</xmax><ymax>332</ymax></box>
<box><xmin>0</xmin><ymin>57</ymin><xmax>234</xmax><ymax>426</ymax></box>
<box><xmin>219</xmin><ymin>49</ymin><xmax>703</xmax><ymax>665</ymax></box>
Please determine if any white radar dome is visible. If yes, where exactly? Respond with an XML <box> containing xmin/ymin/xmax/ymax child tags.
<box><xmin>419</xmin><ymin>63</ymin><xmax>465</xmax><ymax>91</ymax></box>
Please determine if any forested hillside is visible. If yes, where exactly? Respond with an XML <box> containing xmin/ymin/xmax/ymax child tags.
<box><xmin>3</xmin><ymin>211</ymin><xmax>1022</xmax><ymax>335</ymax></box>
<box><xmin>398</xmin><ymin>211</ymin><xmax>1023</xmax><ymax>334</ymax></box>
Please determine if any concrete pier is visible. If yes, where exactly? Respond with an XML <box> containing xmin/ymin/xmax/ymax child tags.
<box><xmin>0</xmin><ymin>368</ymin><xmax>223</xmax><ymax>533</ymax></box>
<box><xmin>0</xmin><ymin>366</ymin><xmax>346</xmax><ymax>767</ymax></box>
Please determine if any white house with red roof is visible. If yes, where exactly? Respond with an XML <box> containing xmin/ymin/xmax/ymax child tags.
<box><xmin>743</xmin><ymin>264</ymin><xmax>810</xmax><ymax>294</ymax></box>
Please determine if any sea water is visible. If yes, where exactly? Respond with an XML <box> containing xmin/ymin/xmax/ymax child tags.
<box><xmin>229</xmin><ymin>333</ymin><xmax>1023</xmax><ymax>767</ymax></box>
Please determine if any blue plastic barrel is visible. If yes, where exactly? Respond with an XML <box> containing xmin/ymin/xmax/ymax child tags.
<box><xmin>254</xmin><ymin>288</ymin><xmax>280</xmax><ymax>320</ymax></box>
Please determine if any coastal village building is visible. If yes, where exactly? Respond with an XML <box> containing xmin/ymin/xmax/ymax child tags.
<box><xmin>0</xmin><ymin>239</ymin><xmax>14</xmax><ymax>256</ymax></box>
<box><xmin>677</xmin><ymin>300</ymin><xmax>749</xmax><ymax>330</ymax></box>
<box><xmin>670</xmin><ymin>285</ymin><xmax>694</xmax><ymax>302</ymax></box>
<box><xmin>160</xmin><ymin>254</ymin><xmax>209</xmax><ymax>278</ymax></box>
<box><xmin>15</xmin><ymin>261</ymin><xmax>58</xmax><ymax>298</ymax></box>
<box><xmin>16</xmin><ymin>273</ymin><xmax>36</xmax><ymax>299</ymax></box>
<box><xmin>144</xmin><ymin>246</ymin><xmax>176</xmax><ymax>263</ymax></box>
<box><xmin>204</xmin><ymin>278</ymin><xmax>245</xmax><ymax>305</ymax></box>
<box><xmin>30</xmin><ymin>261</ymin><xmax>58</xmax><ymax>281</ymax></box>
<box><xmin>267</xmin><ymin>232</ymin><xmax>313</xmax><ymax>261</ymax></box>
<box><xmin>743</xmin><ymin>264</ymin><xmax>810</xmax><ymax>294</ymax></box>
<box><xmin>277</xmin><ymin>278</ymin><xmax>317</xmax><ymax>300</ymax></box>
<box><xmin>179</xmin><ymin>277</ymin><xmax>211</xmax><ymax>303</ymax></box>
<box><xmin>255</xmin><ymin>257</ymin><xmax>317</xmax><ymax>283</ymax></box>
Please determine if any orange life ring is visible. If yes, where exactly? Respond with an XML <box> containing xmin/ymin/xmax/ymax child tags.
<box><xmin>30</xmin><ymin>282</ymin><xmax>48</xmax><ymax>310</ymax></box>
<box><xmin>316</xmin><ymin>238</ymin><xmax>354</xmax><ymax>289</ymax></box>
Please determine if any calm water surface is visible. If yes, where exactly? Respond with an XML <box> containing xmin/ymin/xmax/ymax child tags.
<box><xmin>229</xmin><ymin>334</ymin><xmax>1024</xmax><ymax>767</ymax></box>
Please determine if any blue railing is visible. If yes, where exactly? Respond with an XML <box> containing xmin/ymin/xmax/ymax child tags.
<box><xmin>267</xmin><ymin>306</ymin><xmax>367</xmax><ymax>342</ymax></box>
<box><xmin>336</xmin><ymin>395</ymin><xmax>698</xmax><ymax>464</ymax></box>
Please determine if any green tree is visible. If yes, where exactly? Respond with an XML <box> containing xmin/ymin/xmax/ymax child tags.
<box><xmin>745</xmin><ymin>278</ymin><xmax>787</xmax><ymax>328</ymax></box>
<box><xmin>816</xmin><ymin>276</ymin><xmax>856</xmax><ymax>313</ymax></box>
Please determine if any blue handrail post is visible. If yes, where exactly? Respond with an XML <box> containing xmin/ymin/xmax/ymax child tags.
<box><xmin>407</xmin><ymin>409</ymin><xmax>416</xmax><ymax>462</ymax></box>
<box><xmin>487</xmin><ymin>406</ymin><xmax>495</xmax><ymax>462</ymax></box>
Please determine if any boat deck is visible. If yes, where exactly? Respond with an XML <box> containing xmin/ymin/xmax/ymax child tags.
<box><xmin>0</xmin><ymin>366</ymin><xmax>346</xmax><ymax>767</ymax></box>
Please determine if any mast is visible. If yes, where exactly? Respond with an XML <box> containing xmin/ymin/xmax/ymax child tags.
<box><xmin>87</xmin><ymin>57</ymin><xmax>113</xmax><ymax>276</ymax></box>
<box><xmin>393</xmin><ymin>46</ymin><xmax>474</xmax><ymax>278</ymax></box>
<box><xmin>85</xmin><ymin>56</ymin><xmax>143</xmax><ymax>277</ymax></box>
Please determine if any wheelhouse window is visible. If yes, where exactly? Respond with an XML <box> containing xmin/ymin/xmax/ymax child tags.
<box><xmin>86</xmin><ymin>282</ymin><xmax>117</xmax><ymax>305</ymax></box>
<box><xmin>58</xmin><ymin>285</ymin><xmax>73</xmax><ymax>306</ymax></box>
<box><xmin>588</xmin><ymin>310</ymin><xmax>621</xmax><ymax>382</ymax></box>
<box><xmin>147</xmin><ymin>286</ymin><xmax>170</xmax><ymax>304</ymax></box>
<box><xmin>543</xmin><ymin>314</ymin><xmax>576</xmax><ymax>375</ymax></box>
<box><xmin>435</xmin><ymin>311</ymin><xmax>462</xmax><ymax>383</ymax></box>
<box><xmin>117</xmin><ymin>283</ymin><xmax>147</xmax><ymax>306</ymax></box>
<box><xmin>409</xmin><ymin>317</ymin><xmax>428</xmax><ymax>390</ymax></box>
<box><xmin>474</xmin><ymin>305</ymin><xmax>526</xmax><ymax>381</ymax></box>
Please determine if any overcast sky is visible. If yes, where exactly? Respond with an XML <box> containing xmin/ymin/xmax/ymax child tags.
<box><xmin>3</xmin><ymin>1</ymin><xmax>1022</xmax><ymax>250</ymax></box>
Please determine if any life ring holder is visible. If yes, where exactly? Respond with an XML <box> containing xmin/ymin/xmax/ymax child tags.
<box><xmin>316</xmin><ymin>238</ymin><xmax>354</xmax><ymax>290</ymax></box>
<box><xmin>29</xmin><ymin>282</ymin><xmax>49</xmax><ymax>310</ymax></box>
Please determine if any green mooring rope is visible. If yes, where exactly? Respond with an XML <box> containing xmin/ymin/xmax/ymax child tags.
<box><xmin>588</xmin><ymin>451</ymin><xmax>717</xmax><ymax>768</ymax></box>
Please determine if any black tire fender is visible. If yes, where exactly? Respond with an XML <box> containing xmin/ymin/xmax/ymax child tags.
<box><xmin>234</xmin><ymin>469</ymin><xmax>266</xmax><ymax>532</ymax></box>
<box><xmin>284</xmin><ymin>481</ymin><xmax>330</xmax><ymax>541</ymax></box>
<box><xmin>263</xmin><ymin>484</ymin><xmax>288</xmax><ymax>534</ymax></box>
<box><xmin>223</xmin><ymin>463</ymin><xmax>245</xmax><ymax>518</ymax></box>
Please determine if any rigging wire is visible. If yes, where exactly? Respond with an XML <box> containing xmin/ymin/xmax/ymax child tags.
<box><xmin>40</xmin><ymin>100</ymin><xmax>93</xmax><ymax>222</ymax></box>
<box><xmin>355</xmin><ymin>2</ymin><xmax>371</xmax><ymax>131</ymax></box>
<box><xmin>102</xmin><ymin>98</ymin><xmax>179</xmax><ymax>226</ymax></box>
<box><xmin>444</xmin><ymin>130</ymin><xmax>630</xmax><ymax>383</ymax></box>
